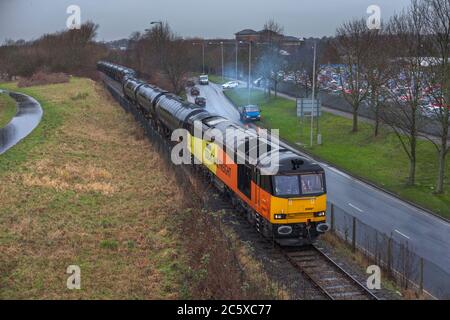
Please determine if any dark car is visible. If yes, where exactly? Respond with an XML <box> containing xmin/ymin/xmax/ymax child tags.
<box><xmin>186</xmin><ymin>79</ymin><xmax>195</xmax><ymax>87</ymax></box>
<box><xmin>190</xmin><ymin>86</ymin><xmax>200</xmax><ymax>96</ymax></box>
<box><xmin>239</xmin><ymin>105</ymin><xmax>261</xmax><ymax>122</ymax></box>
<box><xmin>195</xmin><ymin>96</ymin><xmax>206</xmax><ymax>107</ymax></box>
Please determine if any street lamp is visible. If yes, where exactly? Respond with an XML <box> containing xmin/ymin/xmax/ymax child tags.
<box><xmin>147</xmin><ymin>21</ymin><xmax>164</xmax><ymax>68</ymax></box>
<box><xmin>235</xmin><ymin>41</ymin><xmax>238</xmax><ymax>81</ymax></box>
<box><xmin>208</xmin><ymin>41</ymin><xmax>225</xmax><ymax>81</ymax></box>
<box><xmin>310</xmin><ymin>41</ymin><xmax>317</xmax><ymax>147</ymax></box>
<box><xmin>239</xmin><ymin>41</ymin><xmax>252</xmax><ymax>105</ymax></box>
<box><xmin>193</xmin><ymin>42</ymin><xmax>205</xmax><ymax>74</ymax></box>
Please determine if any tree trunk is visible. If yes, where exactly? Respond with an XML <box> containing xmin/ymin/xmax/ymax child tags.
<box><xmin>408</xmin><ymin>135</ymin><xmax>417</xmax><ymax>186</ymax></box>
<box><xmin>373</xmin><ymin>93</ymin><xmax>379</xmax><ymax>137</ymax></box>
<box><xmin>352</xmin><ymin>107</ymin><xmax>358</xmax><ymax>133</ymax></box>
<box><xmin>435</xmin><ymin>147</ymin><xmax>446</xmax><ymax>194</ymax></box>
<box><xmin>408</xmin><ymin>156</ymin><xmax>416</xmax><ymax>186</ymax></box>
<box><xmin>435</xmin><ymin>115</ymin><xmax>448</xmax><ymax>193</ymax></box>
<box><xmin>374</xmin><ymin>107</ymin><xmax>380</xmax><ymax>137</ymax></box>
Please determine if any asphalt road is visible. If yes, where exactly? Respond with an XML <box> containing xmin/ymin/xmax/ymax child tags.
<box><xmin>188</xmin><ymin>81</ymin><xmax>450</xmax><ymax>297</ymax></box>
<box><xmin>187</xmin><ymin>82</ymin><xmax>242</xmax><ymax>124</ymax></box>
<box><xmin>0</xmin><ymin>91</ymin><xmax>43</xmax><ymax>154</ymax></box>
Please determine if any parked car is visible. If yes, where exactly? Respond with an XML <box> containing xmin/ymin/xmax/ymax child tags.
<box><xmin>199</xmin><ymin>74</ymin><xmax>209</xmax><ymax>85</ymax></box>
<box><xmin>239</xmin><ymin>105</ymin><xmax>261</xmax><ymax>122</ymax></box>
<box><xmin>186</xmin><ymin>79</ymin><xmax>195</xmax><ymax>87</ymax></box>
<box><xmin>222</xmin><ymin>81</ymin><xmax>239</xmax><ymax>90</ymax></box>
<box><xmin>190</xmin><ymin>87</ymin><xmax>200</xmax><ymax>96</ymax></box>
<box><xmin>195</xmin><ymin>96</ymin><xmax>206</xmax><ymax>107</ymax></box>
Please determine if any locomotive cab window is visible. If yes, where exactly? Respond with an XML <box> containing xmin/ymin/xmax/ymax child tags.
<box><xmin>301</xmin><ymin>174</ymin><xmax>324</xmax><ymax>195</ymax></box>
<box><xmin>273</xmin><ymin>173</ymin><xmax>325</xmax><ymax>197</ymax></box>
<box><xmin>273</xmin><ymin>175</ymin><xmax>300</xmax><ymax>197</ymax></box>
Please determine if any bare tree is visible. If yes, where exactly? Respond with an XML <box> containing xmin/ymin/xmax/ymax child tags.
<box><xmin>126</xmin><ymin>22</ymin><xmax>194</xmax><ymax>93</ymax></box>
<box><xmin>335</xmin><ymin>18</ymin><xmax>375</xmax><ymax>132</ymax></box>
<box><xmin>422</xmin><ymin>0</ymin><xmax>450</xmax><ymax>194</ymax></box>
<box><xmin>380</xmin><ymin>0</ymin><xmax>428</xmax><ymax>186</ymax></box>
<box><xmin>365</xmin><ymin>27</ymin><xmax>391</xmax><ymax>136</ymax></box>
<box><xmin>162</xmin><ymin>39</ymin><xmax>193</xmax><ymax>95</ymax></box>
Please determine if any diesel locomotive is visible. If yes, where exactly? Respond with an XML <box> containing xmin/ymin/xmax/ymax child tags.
<box><xmin>97</xmin><ymin>61</ymin><xmax>329</xmax><ymax>245</ymax></box>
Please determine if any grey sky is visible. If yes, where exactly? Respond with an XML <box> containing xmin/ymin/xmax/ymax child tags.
<box><xmin>0</xmin><ymin>0</ymin><xmax>410</xmax><ymax>42</ymax></box>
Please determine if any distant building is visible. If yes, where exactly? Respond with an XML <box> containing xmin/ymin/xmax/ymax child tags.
<box><xmin>235</xmin><ymin>28</ymin><xmax>303</xmax><ymax>46</ymax></box>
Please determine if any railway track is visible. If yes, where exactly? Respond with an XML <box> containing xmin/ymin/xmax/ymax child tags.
<box><xmin>103</xmin><ymin>77</ymin><xmax>379</xmax><ymax>301</ymax></box>
<box><xmin>282</xmin><ymin>245</ymin><xmax>379</xmax><ymax>300</ymax></box>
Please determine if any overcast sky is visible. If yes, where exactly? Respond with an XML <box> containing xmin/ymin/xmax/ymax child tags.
<box><xmin>0</xmin><ymin>0</ymin><xmax>411</xmax><ymax>42</ymax></box>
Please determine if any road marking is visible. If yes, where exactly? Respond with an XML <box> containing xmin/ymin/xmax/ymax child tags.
<box><xmin>348</xmin><ymin>203</ymin><xmax>364</xmax><ymax>213</ymax></box>
<box><xmin>394</xmin><ymin>229</ymin><xmax>411</xmax><ymax>240</ymax></box>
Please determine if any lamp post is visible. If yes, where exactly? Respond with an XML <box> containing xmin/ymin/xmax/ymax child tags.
<box><xmin>193</xmin><ymin>42</ymin><xmax>205</xmax><ymax>74</ymax></box>
<box><xmin>221</xmin><ymin>41</ymin><xmax>224</xmax><ymax>81</ymax></box>
<box><xmin>148</xmin><ymin>21</ymin><xmax>163</xmax><ymax>68</ymax></box>
<box><xmin>208</xmin><ymin>41</ymin><xmax>225</xmax><ymax>80</ymax></box>
<box><xmin>310</xmin><ymin>41</ymin><xmax>317</xmax><ymax>147</ymax></box>
<box><xmin>238</xmin><ymin>41</ymin><xmax>252</xmax><ymax>105</ymax></box>
<box><xmin>235</xmin><ymin>40</ymin><xmax>238</xmax><ymax>81</ymax></box>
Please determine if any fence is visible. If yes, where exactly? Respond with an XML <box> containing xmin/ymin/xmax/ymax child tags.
<box><xmin>327</xmin><ymin>202</ymin><xmax>450</xmax><ymax>299</ymax></box>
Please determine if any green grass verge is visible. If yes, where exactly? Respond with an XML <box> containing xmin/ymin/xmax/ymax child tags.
<box><xmin>0</xmin><ymin>92</ymin><xmax>17</xmax><ymax>127</ymax></box>
<box><xmin>208</xmin><ymin>74</ymin><xmax>231</xmax><ymax>85</ymax></box>
<box><xmin>0</xmin><ymin>82</ymin><xmax>65</xmax><ymax>173</ymax></box>
<box><xmin>225</xmin><ymin>88</ymin><xmax>450</xmax><ymax>219</ymax></box>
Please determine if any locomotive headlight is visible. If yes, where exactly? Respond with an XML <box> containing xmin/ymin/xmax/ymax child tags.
<box><xmin>274</xmin><ymin>214</ymin><xmax>287</xmax><ymax>220</ymax></box>
<box><xmin>314</xmin><ymin>211</ymin><xmax>326</xmax><ymax>217</ymax></box>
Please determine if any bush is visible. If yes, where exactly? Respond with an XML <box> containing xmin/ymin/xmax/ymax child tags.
<box><xmin>17</xmin><ymin>72</ymin><xmax>70</xmax><ymax>88</ymax></box>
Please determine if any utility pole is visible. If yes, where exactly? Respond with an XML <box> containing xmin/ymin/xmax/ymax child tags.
<box><xmin>310</xmin><ymin>42</ymin><xmax>317</xmax><ymax>147</ymax></box>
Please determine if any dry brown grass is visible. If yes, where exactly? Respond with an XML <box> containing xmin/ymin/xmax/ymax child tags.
<box><xmin>0</xmin><ymin>78</ymin><xmax>186</xmax><ymax>299</ymax></box>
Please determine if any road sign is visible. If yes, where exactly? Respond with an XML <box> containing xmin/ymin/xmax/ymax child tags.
<box><xmin>296</xmin><ymin>98</ymin><xmax>322</xmax><ymax>118</ymax></box>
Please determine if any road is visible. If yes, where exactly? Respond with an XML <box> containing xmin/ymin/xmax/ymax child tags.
<box><xmin>0</xmin><ymin>91</ymin><xmax>43</xmax><ymax>154</ymax></box>
<box><xmin>187</xmin><ymin>82</ymin><xmax>242</xmax><ymax>124</ymax></box>
<box><xmin>188</xmin><ymin>81</ymin><xmax>450</xmax><ymax>297</ymax></box>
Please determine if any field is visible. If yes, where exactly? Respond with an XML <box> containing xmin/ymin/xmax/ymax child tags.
<box><xmin>0</xmin><ymin>78</ymin><xmax>287</xmax><ymax>299</ymax></box>
<box><xmin>0</xmin><ymin>92</ymin><xmax>16</xmax><ymax>127</ymax></box>
<box><xmin>225</xmin><ymin>88</ymin><xmax>450</xmax><ymax>218</ymax></box>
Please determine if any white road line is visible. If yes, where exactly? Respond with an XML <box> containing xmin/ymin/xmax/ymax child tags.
<box><xmin>394</xmin><ymin>229</ymin><xmax>411</xmax><ymax>240</ymax></box>
<box><xmin>348</xmin><ymin>203</ymin><xmax>364</xmax><ymax>213</ymax></box>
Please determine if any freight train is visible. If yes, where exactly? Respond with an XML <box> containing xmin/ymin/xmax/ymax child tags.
<box><xmin>97</xmin><ymin>61</ymin><xmax>329</xmax><ymax>245</ymax></box>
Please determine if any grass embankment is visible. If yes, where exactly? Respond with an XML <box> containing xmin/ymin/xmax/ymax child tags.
<box><xmin>0</xmin><ymin>92</ymin><xmax>16</xmax><ymax>127</ymax></box>
<box><xmin>0</xmin><ymin>78</ymin><xmax>284</xmax><ymax>299</ymax></box>
<box><xmin>225</xmin><ymin>88</ymin><xmax>450</xmax><ymax>219</ymax></box>
<box><xmin>0</xmin><ymin>78</ymin><xmax>189</xmax><ymax>299</ymax></box>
